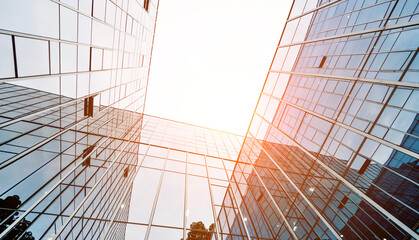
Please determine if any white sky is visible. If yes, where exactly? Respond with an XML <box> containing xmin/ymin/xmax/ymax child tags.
<box><xmin>145</xmin><ymin>0</ymin><xmax>293</xmax><ymax>135</ymax></box>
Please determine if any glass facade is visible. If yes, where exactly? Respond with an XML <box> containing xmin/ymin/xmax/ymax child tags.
<box><xmin>0</xmin><ymin>0</ymin><xmax>159</xmax><ymax>239</ymax></box>
<box><xmin>125</xmin><ymin>115</ymin><xmax>244</xmax><ymax>240</ymax></box>
<box><xmin>222</xmin><ymin>0</ymin><xmax>419</xmax><ymax>239</ymax></box>
<box><xmin>1</xmin><ymin>0</ymin><xmax>418</xmax><ymax>239</ymax></box>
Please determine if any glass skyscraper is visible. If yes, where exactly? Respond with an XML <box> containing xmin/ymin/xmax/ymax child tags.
<box><xmin>222</xmin><ymin>0</ymin><xmax>418</xmax><ymax>239</ymax></box>
<box><xmin>0</xmin><ymin>0</ymin><xmax>418</xmax><ymax>240</ymax></box>
<box><xmin>0</xmin><ymin>0</ymin><xmax>159</xmax><ymax>239</ymax></box>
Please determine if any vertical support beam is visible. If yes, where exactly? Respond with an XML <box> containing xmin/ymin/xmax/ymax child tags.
<box><xmin>11</xmin><ymin>35</ymin><xmax>18</xmax><ymax>78</ymax></box>
<box><xmin>144</xmin><ymin>148</ymin><xmax>169</xmax><ymax>239</ymax></box>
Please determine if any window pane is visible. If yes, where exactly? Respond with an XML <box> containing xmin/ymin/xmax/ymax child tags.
<box><xmin>153</xmin><ymin>172</ymin><xmax>185</xmax><ymax>227</ymax></box>
<box><xmin>0</xmin><ymin>34</ymin><xmax>15</xmax><ymax>78</ymax></box>
<box><xmin>15</xmin><ymin>37</ymin><xmax>49</xmax><ymax>77</ymax></box>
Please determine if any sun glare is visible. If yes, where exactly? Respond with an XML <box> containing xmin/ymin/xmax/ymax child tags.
<box><xmin>145</xmin><ymin>0</ymin><xmax>293</xmax><ymax>135</ymax></box>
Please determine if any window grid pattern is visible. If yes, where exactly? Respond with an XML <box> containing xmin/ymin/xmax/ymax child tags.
<box><xmin>224</xmin><ymin>0</ymin><xmax>419</xmax><ymax>239</ymax></box>
<box><xmin>0</xmin><ymin>0</ymin><xmax>158</xmax><ymax>239</ymax></box>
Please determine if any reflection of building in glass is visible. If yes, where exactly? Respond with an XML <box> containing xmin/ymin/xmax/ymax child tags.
<box><xmin>1</xmin><ymin>0</ymin><xmax>419</xmax><ymax>239</ymax></box>
<box><xmin>0</xmin><ymin>80</ymin><xmax>244</xmax><ymax>240</ymax></box>
<box><xmin>341</xmin><ymin>114</ymin><xmax>419</xmax><ymax>239</ymax></box>
<box><xmin>218</xmin><ymin>0</ymin><xmax>419</xmax><ymax>239</ymax></box>
<box><xmin>0</xmin><ymin>0</ymin><xmax>159</xmax><ymax>239</ymax></box>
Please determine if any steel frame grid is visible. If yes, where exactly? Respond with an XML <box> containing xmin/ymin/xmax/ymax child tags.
<box><xmin>228</xmin><ymin>0</ymin><xmax>419</xmax><ymax>239</ymax></box>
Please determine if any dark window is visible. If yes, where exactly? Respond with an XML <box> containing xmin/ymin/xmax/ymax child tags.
<box><xmin>123</xmin><ymin>167</ymin><xmax>129</xmax><ymax>178</ymax></box>
<box><xmin>318</xmin><ymin>56</ymin><xmax>327</xmax><ymax>68</ymax></box>
<box><xmin>358</xmin><ymin>159</ymin><xmax>371</xmax><ymax>174</ymax></box>
<box><xmin>338</xmin><ymin>196</ymin><xmax>349</xmax><ymax>210</ymax></box>
<box><xmin>84</xmin><ymin>96</ymin><xmax>94</xmax><ymax>117</ymax></box>
<box><xmin>256</xmin><ymin>190</ymin><xmax>264</xmax><ymax>201</ymax></box>
<box><xmin>82</xmin><ymin>145</ymin><xmax>95</xmax><ymax>167</ymax></box>
<box><xmin>144</xmin><ymin>0</ymin><xmax>150</xmax><ymax>11</ymax></box>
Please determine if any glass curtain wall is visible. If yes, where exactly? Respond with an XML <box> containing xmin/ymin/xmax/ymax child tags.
<box><xmin>0</xmin><ymin>0</ymin><xmax>158</xmax><ymax>239</ymax></box>
<box><xmin>125</xmin><ymin>115</ymin><xmax>244</xmax><ymax>240</ymax></box>
<box><xmin>222</xmin><ymin>0</ymin><xmax>419</xmax><ymax>239</ymax></box>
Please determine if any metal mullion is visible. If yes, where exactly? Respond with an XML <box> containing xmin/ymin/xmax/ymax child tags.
<box><xmin>263</xmin><ymin>166</ymin><xmax>324</xmax><ymax>240</ymax></box>
<box><xmin>141</xmin><ymin>0</ymin><xmax>160</xmax><ymax>119</ymax></box>
<box><xmin>49</xmin><ymin>0</ymin><xmax>155</xmax><ymax>35</ymax></box>
<box><xmin>28</xmin><ymin>137</ymin><xmax>122</xmax><ymax>239</ymax></box>
<box><xmin>265</xmin><ymin>94</ymin><xmax>419</xmax><ymax>188</ymax></box>
<box><xmin>0</xmin><ymin>89</ymin><xmax>144</xmax><ymax>170</ymax></box>
<box><xmin>0</xmin><ymin>131</ymin><xmax>103</xmax><ymax>199</ymax></box>
<box><xmin>144</xmin><ymin>148</ymin><xmax>169</xmax><ymax>239</ymax></box>
<box><xmin>248</xmin><ymin>132</ymin><xmax>342</xmax><ymax>239</ymax></box>
<box><xmin>203</xmin><ymin>155</ymin><xmax>221</xmax><ymax>240</ymax></box>
<box><xmin>182</xmin><ymin>153</ymin><xmax>188</xmax><ymax>240</ymax></box>
<box><xmin>37</xmin><ymin>126</ymin><xmax>140</xmax><ymax>240</ymax></box>
<box><xmin>0</xmin><ymin>88</ymin><xmax>46</xmax><ymax>102</ymax></box>
<box><xmin>0</xmin><ymin>29</ymin><xmax>113</xmax><ymax>53</ymax></box>
<box><xmin>219</xmin><ymin>163</ymin><xmax>252</xmax><ymax>239</ymax></box>
<box><xmin>234</xmin><ymin>165</ymin><xmax>278</xmax><ymax>239</ymax></box>
<box><xmin>261</xmin><ymin>135</ymin><xmax>346</xmax><ymax>201</ymax></box>
<box><xmin>70</xmin><ymin>142</ymin><xmax>138</xmax><ymax>238</ymax></box>
<box><xmin>1</xmin><ymin>81</ymin><xmax>143</xmax><ymax>144</ymax></box>
<box><xmin>0</xmin><ymin>89</ymin><xmax>86</xmax><ymax>128</ymax></box>
<box><xmin>271</xmin><ymin>70</ymin><xmax>419</xmax><ymax>88</ymax></box>
<box><xmin>0</xmin><ymin>85</ymin><xmax>34</xmax><ymax>97</ymax></box>
<box><xmin>217</xmin><ymin>188</ymin><xmax>241</xmax><ymax>238</ymax></box>
<box><xmin>0</xmin><ymin>107</ymin><xmax>142</xmax><ymax>238</ymax></box>
<box><xmin>287</xmin><ymin>0</ymin><xmax>343</xmax><ymax>23</ymax></box>
<box><xmin>234</xmin><ymin>154</ymin><xmax>299</xmax><ymax>240</ymax></box>
<box><xmin>79</xmin><ymin>82</ymin><xmax>146</xmax><ymax>129</ymax></box>
<box><xmin>111</xmin><ymin>4</ymin><xmax>123</xmax><ymax>114</ymax></box>
<box><xmin>318</xmin><ymin>185</ymin><xmax>384</xmax><ymax>240</ymax></box>
<box><xmin>0</xmin><ymin>95</ymin><xmax>62</xmax><ymax>119</ymax></box>
<box><xmin>215</xmin><ymin>203</ymin><xmax>230</xmax><ymax>236</ymax></box>
<box><xmin>93</xmin><ymin>121</ymin><xmax>143</xmax><ymax>156</ymax></box>
<box><xmin>277</xmin><ymin>20</ymin><xmax>419</xmax><ymax>49</ymax></box>
<box><xmin>104</xmin><ymin>144</ymin><xmax>150</xmax><ymax>238</ymax></box>
<box><xmin>77</xmin><ymin>145</ymin><xmax>139</xmax><ymax>240</ymax></box>
<box><xmin>247</xmin><ymin>150</ymin><xmax>305</xmax><ymax>217</ymax></box>
<box><xmin>138</xmin><ymin>114</ymin><xmax>243</xmax><ymax>140</ymax></box>
<box><xmin>254</xmin><ymin>115</ymin><xmax>404</xmax><ymax>239</ymax></box>
<box><xmin>306</xmin><ymin>1</ymin><xmax>395</xmax><ymax>38</ymax></box>
<box><xmin>0</xmin><ymin>207</ymin><xmax>211</xmax><ymax>229</ymax></box>
<box><xmin>225</xmin><ymin>184</ymin><xmax>252</xmax><ymax>239</ymax></box>
<box><xmin>83</xmin><ymin>97</ymin><xmax>144</xmax><ymax>137</ymax></box>
<box><xmin>279</xmin><ymin>99</ymin><xmax>419</xmax><ymax>160</ymax></box>
<box><xmin>0</xmin><ymin>64</ymin><xmax>148</xmax><ymax>83</ymax></box>
<box><xmin>251</xmin><ymin>116</ymin><xmax>419</xmax><ymax>239</ymax></box>
<box><xmin>51</xmin><ymin>125</ymin><xmax>141</xmax><ymax>240</ymax></box>
<box><xmin>0</xmin><ymin>116</ymin><xmax>87</xmax><ymax>170</ymax></box>
<box><xmin>10</xmin><ymin>35</ymin><xmax>18</xmax><ymax>78</ymax></box>
<box><xmin>229</xmin><ymin>171</ymin><xmax>261</xmax><ymax>239</ymax></box>
<box><xmin>256</xmin><ymin>143</ymin><xmax>352</xmax><ymax>239</ymax></box>
<box><xmin>0</xmin><ymin>135</ymin><xmax>104</xmax><ymax>199</ymax></box>
<box><xmin>135</xmin><ymin>142</ymin><xmax>228</xmax><ymax>162</ymax></box>
<box><xmin>93</xmin><ymin>143</ymin><xmax>143</xmax><ymax>233</ymax></box>
<box><xmin>36</xmin><ymin>147</ymin><xmax>115</xmax><ymax>239</ymax></box>
<box><xmin>0</xmin><ymin>104</ymin><xmax>81</xmax><ymax>148</ymax></box>
<box><xmin>339</xmin><ymin>48</ymin><xmax>419</xmax><ymax>173</ymax></box>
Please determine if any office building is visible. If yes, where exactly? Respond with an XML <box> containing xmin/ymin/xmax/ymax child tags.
<box><xmin>1</xmin><ymin>0</ymin><xmax>418</xmax><ymax>239</ymax></box>
<box><xmin>220</xmin><ymin>0</ymin><xmax>419</xmax><ymax>239</ymax></box>
<box><xmin>125</xmin><ymin>115</ymin><xmax>243</xmax><ymax>240</ymax></box>
<box><xmin>0</xmin><ymin>0</ymin><xmax>159</xmax><ymax>239</ymax></box>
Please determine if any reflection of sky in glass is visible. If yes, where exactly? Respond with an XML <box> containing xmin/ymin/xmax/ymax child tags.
<box><xmin>238</xmin><ymin>0</ymin><xmax>419</xmax><ymax>238</ymax></box>
<box><xmin>127</xmin><ymin>115</ymin><xmax>242</xmax><ymax>239</ymax></box>
<box><xmin>1</xmin><ymin>0</ymin><xmax>419</xmax><ymax>239</ymax></box>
